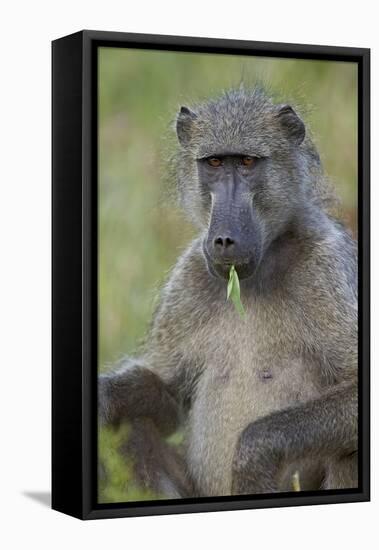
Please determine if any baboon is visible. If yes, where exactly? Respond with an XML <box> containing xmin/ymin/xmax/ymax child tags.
<box><xmin>99</xmin><ymin>87</ymin><xmax>358</xmax><ymax>498</ymax></box>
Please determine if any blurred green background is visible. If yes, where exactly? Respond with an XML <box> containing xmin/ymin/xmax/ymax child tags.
<box><xmin>98</xmin><ymin>47</ymin><xmax>358</xmax><ymax>503</ymax></box>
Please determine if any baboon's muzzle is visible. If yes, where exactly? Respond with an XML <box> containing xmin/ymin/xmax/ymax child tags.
<box><xmin>203</xmin><ymin>184</ymin><xmax>262</xmax><ymax>280</ymax></box>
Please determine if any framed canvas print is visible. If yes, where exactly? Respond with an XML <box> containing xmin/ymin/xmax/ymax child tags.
<box><xmin>52</xmin><ymin>30</ymin><xmax>370</xmax><ymax>520</ymax></box>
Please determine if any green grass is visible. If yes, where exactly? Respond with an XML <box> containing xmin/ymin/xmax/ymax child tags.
<box><xmin>98</xmin><ymin>47</ymin><xmax>358</xmax><ymax>503</ymax></box>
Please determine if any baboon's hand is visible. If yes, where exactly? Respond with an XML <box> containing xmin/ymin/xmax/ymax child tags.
<box><xmin>98</xmin><ymin>364</ymin><xmax>182</xmax><ymax>435</ymax></box>
<box><xmin>231</xmin><ymin>417</ymin><xmax>286</xmax><ymax>495</ymax></box>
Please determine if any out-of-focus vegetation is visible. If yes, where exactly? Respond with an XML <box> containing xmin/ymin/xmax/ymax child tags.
<box><xmin>98</xmin><ymin>47</ymin><xmax>358</xmax><ymax>503</ymax></box>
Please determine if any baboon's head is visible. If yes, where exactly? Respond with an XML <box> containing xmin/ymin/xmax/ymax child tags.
<box><xmin>176</xmin><ymin>88</ymin><xmax>309</xmax><ymax>280</ymax></box>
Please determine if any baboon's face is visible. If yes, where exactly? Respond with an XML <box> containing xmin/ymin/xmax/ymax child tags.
<box><xmin>198</xmin><ymin>154</ymin><xmax>263</xmax><ymax>280</ymax></box>
<box><xmin>176</xmin><ymin>94</ymin><xmax>306</xmax><ymax>281</ymax></box>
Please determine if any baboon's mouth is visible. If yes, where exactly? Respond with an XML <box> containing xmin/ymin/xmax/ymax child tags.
<box><xmin>202</xmin><ymin>246</ymin><xmax>257</xmax><ymax>281</ymax></box>
<box><xmin>212</xmin><ymin>262</ymin><xmax>256</xmax><ymax>280</ymax></box>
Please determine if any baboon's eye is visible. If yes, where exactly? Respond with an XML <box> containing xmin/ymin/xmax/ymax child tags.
<box><xmin>207</xmin><ymin>157</ymin><xmax>222</xmax><ymax>167</ymax></box>
<box><xmin>242</xmin><ymin>156</ymin><xmax>255</xmax><ymax>167</ymax></box>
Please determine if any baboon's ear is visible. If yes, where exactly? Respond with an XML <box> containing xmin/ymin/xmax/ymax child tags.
<box><xmin>276</xmin><ymin>104</ymin><xmax>305</xmax><ymax>146</ymax></box>
<box><xmin>176</xmin><ymin>106</ymin><xmax>197</xmax><ymax>146</ymax></box>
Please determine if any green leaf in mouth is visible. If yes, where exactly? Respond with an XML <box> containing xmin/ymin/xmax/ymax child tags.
<box><xmin>227</xmin><ymin>265</ymin><xmax>246</xmax><ymax>318</ymax></box>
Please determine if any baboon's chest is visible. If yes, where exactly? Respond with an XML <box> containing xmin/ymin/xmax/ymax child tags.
<box><xmin>185</xmin><ymin>306</ymin><xmax>322</xmax><ymax>496</ymax></box>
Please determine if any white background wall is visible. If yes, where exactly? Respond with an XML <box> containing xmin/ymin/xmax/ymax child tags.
<box><xmin>0</xmin><ymin>1</ymin><xmax>376</xmax><ymax>548</ymax></box>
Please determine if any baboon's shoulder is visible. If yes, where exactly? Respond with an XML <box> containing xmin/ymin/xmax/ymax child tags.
<box><xmin>292</xmin><ymin>220</ymin><xmax>357</xmax><ymax>310</ymax></box>
<box><xmin>150</xmin><ymin>237</ymin><xmax>222</xmax><ymax>335</ymax></box>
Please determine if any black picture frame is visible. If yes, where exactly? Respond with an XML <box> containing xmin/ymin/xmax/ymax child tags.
<box><xmin>52</xmin><ymin>30</ymin><xmax>370</xmax><ymax>520</ymax></box>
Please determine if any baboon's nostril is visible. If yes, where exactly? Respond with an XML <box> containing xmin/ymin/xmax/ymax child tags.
<box><xmin>214</xmin><ymin>236</ymin><xmax>235</xmax><ymax>249</ymax></box>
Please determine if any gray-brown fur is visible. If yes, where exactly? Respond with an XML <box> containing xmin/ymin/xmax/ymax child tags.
<box><xmin>99</xmin><ymin>87</ymin><xmax>357</xmax><ymax>497</ymax></box>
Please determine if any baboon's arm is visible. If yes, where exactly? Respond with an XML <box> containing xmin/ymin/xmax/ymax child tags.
<box><xmin>231</xmin><ymin>382</ymin><xmax>358</xmax><ymax>494</ymax></box>
<box><xmin>98</xmin><ymin>362</ymin><xmax>181</xmax><ymax>436</ymax></box>
<box><xmin>98</xmin><ymin>253</ymin><xmax>202</xmax><ymax>436</ymax></box>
